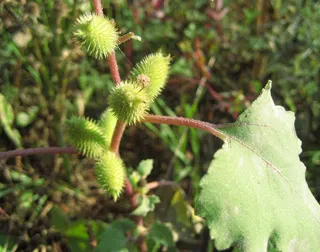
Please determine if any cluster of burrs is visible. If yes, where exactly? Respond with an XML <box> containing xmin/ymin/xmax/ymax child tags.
<box><xmin>67</xmin><ymin>13</ymin><xmax>170</xmax><ymax>200</ymax></box>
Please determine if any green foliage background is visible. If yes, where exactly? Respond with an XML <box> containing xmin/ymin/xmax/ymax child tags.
<box><xmin>0</xmin><ymin>0</ymin><xmax>319</xmax><ymax>251</ymax></box>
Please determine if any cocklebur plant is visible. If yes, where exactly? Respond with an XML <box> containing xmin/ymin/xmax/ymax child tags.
<box><xmin>66</xmin><ymin>33</ymin><xmax>171</xmax><ymax>200</ymax></box>
<box><xmin>1</xmin><ymin>1</ymin><xmax>320</xmax><ymax>251</ymax></box>
<box><xmin>69</xmin><ymin>16</ymin><xmax>171</xmax><ymax>201</ymax></box>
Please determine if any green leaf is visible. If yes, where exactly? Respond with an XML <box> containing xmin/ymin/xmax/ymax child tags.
<box><xmin>129</xmin><ymin>171</ymin><xmax>141</xmax><ymax>189</ymax></box>
<box><xmin>95</xmin><ymin>227</ymin><xmax>128</xmax><ymax>252</ymax></box>
<box><xmin>0</xmin><ymin>234</ymin><xmax>18</xmax><ymax>251</ymax></box>
<box><xmin>196</xmin><ymin>82</ymin><xmax>320</xmax><ymax>252</ymax></box>
<box><xmin>132</xmin><ymin>195</ymin><xmax>160</xmax><ymax>217</ymax></box>
<box><xmin>64</xmin><ymin>221</ymin><xmax>91</xmax><ymax>252</ymax></box>
<box><xmin>137</xmin><ymin>159</ymin><xmax>154</xmax><ymax>178</ymax></box>
<box><xmin>16</xmin><ymin>106</ymin><xmax>39</xmax><ymax>127</ymax></box>
<box><xmin>95</xmin><ymin>228</ymin><xmax>128</xmax><ymax>252</ymax></box>
<box><xmin>54</xmin><ymin>218</ymin><xmax>106</xmax><ymax>252</ymax></box>
<box><xmin>0</xmin><ymin>93</ymin><xmax>22</xmax><ymax>147</ymax></box>
<box><xmin>146</xmin><ymin>222</ymin><xmax>175</xmax><ymax>251</ymax></box>
<box><xmin>94</xmin><ymin>218</ymin><xmax>136</xmax><ymax>252</ymax></box>
<box><xmin>110</xmin><ymin>219</ymin><xmax>136</xmax><ymax>233</ymax></box>
<box><xmin>51</xmin><ymin>206</ymin><xmax>69</xmax><ymax>233</ymax></box>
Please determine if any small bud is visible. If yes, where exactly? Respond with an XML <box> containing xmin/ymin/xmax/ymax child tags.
<box><xmin>95</xmin><ymin>151</ymin><xmax>126</xmax><ymax>201</ymax></box>
<box><xmin>66</xmin><ymin>116</ymin><xmax>108</xmax><ymax>158</ymax></box>
<box><xmin>131</xmin><ymin>52</ymin><xmax>171</xmax><ymax>100</ymax></box>
<box><xmin>74</xmin><ymin>13</ymin><xmax>118</xmax><ymax>59</ymax></box>
<box><xmin>136</xmin><ymin>74</ymin><xmax>150</xmax><ymax>89</ymax></box>
<box><xmin>109</xmin><ymin>81</ymin><xmax>149</xmax><ymax>125</ymax></box>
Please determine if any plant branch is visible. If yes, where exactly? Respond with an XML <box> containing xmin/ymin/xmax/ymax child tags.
<box><xmin>146</xmin><ymin>180</ymin><xmax>176</xmax><ymax>190</ymax></box>
<box><xmin>93</xmin><ymin>0</ymin><xmax>103</xmax><ymax>15</ymax></box>
<box><xmin>0</xmin><ymin>147</ymin><xmax>77</xmax><ymax>160</ymax></box>
<box><xmin>143</xmin><ymin>114</ymin><xmax>226</xmax><ymax>140</ymax></box>
<box><xmin>107</xmin><ymin>53</ymin><xmax>121</xmax><ymax>85</ymax></box>
<box><xmin>109</xmin><ymin>121</ymin><xmax>126</xmax><ymax>155</ymax></box>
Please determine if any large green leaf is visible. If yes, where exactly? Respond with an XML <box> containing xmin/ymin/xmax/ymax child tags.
<box><xmin>196</xmin><ymin>82</ymin><xmax>320</xmax><ymax>252</ymax></box>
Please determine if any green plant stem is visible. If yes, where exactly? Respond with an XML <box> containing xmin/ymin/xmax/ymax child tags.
<box><xmin>0</xmin><ymin>147</ymin><xmax>77</xmax><ymax>160</ymax></box>
<box><xmin>144</xmin><ymin>114</ymin><xmax>226</xmax><ymax>140</ymax></box>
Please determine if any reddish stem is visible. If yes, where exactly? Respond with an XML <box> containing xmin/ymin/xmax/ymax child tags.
<box><xmin>144</xmin><ymin>114</ymin><xmax>226</xmax><ymax>140</ymax></box>
<box><xmin>0</xmin><ymin>147</ymin><xmax>77</xmax><ymax>160</ymax></box>
<box><xmin>0</xmin><ymin>115</ymin><xmax>230</xmax><ymax>161</ymax></box>
<box><xmin>146</xmin><ymin>180</ymin><xmax>176</xmax><ymax>190</ymax></box>
<box><xmin>92</xmin><ymin>0</ymin><xmax>121</xmax><ymax>85</ymax></box>
<box><xmin>109</xmin><ymin>121</ymin><xmax>126</xmax><ymax>155</ymax></box>
<box><xmin>124</xmin><ymin>177</ymin><xmax>134</xmax><ymax>197</ymax></box>
<box><xmin>107</xmin><ymin>53</ymin><xmax>121</xmax><ymax>85</ymax></box>
<box><xmin>93</xmin><ymin>0</ymin><xmax>103</xmax><ymax>15</ymax></box>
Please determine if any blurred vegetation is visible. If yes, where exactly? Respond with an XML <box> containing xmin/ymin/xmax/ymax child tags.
<box><xmin>0</xmin><ymin>0</ymin><xmax>319</xmax><ymax>251</ymax></box>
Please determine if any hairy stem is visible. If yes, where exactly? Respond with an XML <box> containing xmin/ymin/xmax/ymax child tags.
<box><xmin>144</xmin><ymin>114</ymin><xmax>226</xmax><ymax>140</ymax></box>
<box><xmin>0</xmin><ymin>147</ymin><xmax>77</xmax><ymax>160</ymax></box>
<box><xmin>107</xmin><ymin>53</ymin><xmax>121</xmax><ymax>85</ymax></box>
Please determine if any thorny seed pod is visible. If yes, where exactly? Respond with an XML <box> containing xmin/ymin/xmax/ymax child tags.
<box><xmin>131</xmin><ymin>52</ymin><xmax>171</xmax><ymax>101</ymax></box>
<box><xmin>95</xmin><ymin>151</ymin><xmax>126</xmax><ymax>201</ymax></box>
<box><xmin>74</xmin><ymin>13</ymin><xmax>118</xmax><ymax>59</ymax></box>
<box><xmin>66</xmin><ymin>116</ymin><xmax>108</xmax><ymax>158</ymax></box>
<box><xmin>108</xmin><ymin>81</ymin><xmax>149</xmax><ymax>125</ymax></box>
